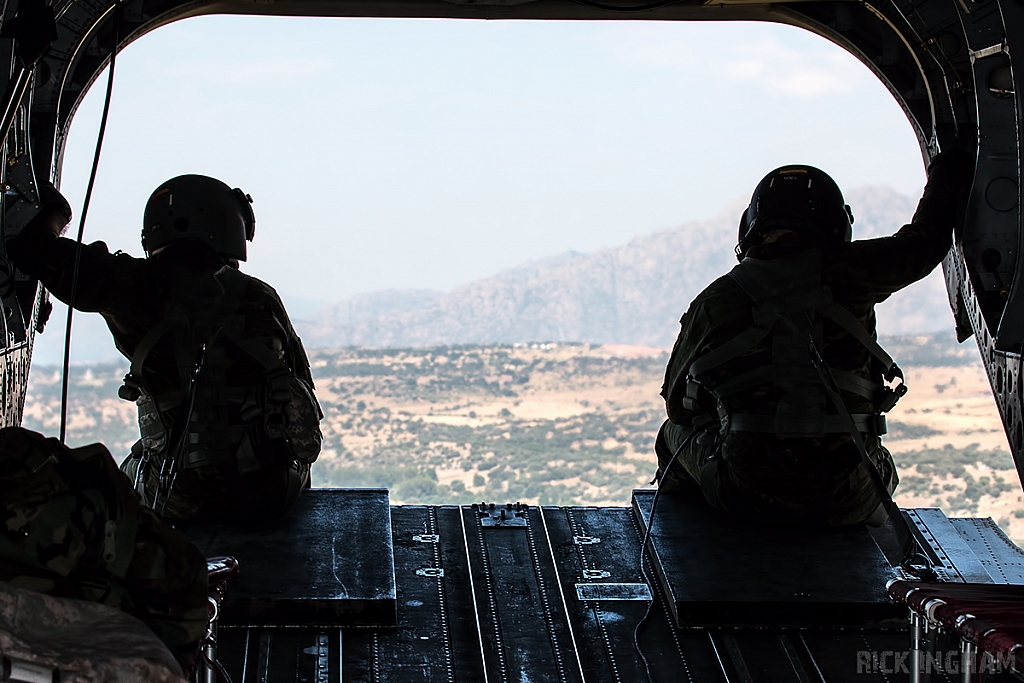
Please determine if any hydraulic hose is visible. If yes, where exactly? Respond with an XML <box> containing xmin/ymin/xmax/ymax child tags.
<box><xmin>58</xmin><ymin>0</ymin><xmax>119</xmax><ymax>443</ymax></box>
<box><xmin>633</xmin><ymin>427</ymin><xmax>708</xmax><ymax>683</ymax></box>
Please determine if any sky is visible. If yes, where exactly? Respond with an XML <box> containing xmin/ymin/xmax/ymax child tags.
<box><xmin>37</xmin><ymin>16</ymin><xmax>928</xmax><ymax>363</ymax></box>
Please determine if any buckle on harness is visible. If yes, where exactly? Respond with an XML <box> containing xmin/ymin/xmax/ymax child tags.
<box><xmin>873</xmin><ymin>414</ymin><xmax>887</xmax><ymax>435</ymax></box>
<box><xmin>681</xmin><ymin>378</ymin><xmax>702</xmax><ymax>411</ymax></box>
<box><xmin>878</xmin><ymin>363</ymin><xmax>908</xmax><ymax>413</ymax></box>
<box><xmin>118</xmin><ymin>373</ymin><xmax>142</xmax><ymax>402</ymax></box>
<box><xmin>883</xmin><ymin>362</ymin><xmax>904</xmax><ymax>385</ymax></box>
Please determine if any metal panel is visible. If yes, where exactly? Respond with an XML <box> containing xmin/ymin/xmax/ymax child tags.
<box><xmin>458</xmin><ymin>503</ymin><xmax>584</xmax><ymax>683</ymax></box>
<box><xmin>211</xmin><ymin>504</ymin><xmax>925</xmax><ymax>682</ymax></box>
<box><xmin>183</xmin><ymin>489</ymin><xmax>396</xmax><ymax>627</ymax></box>
<box><xmin>542</xmin><ymin>505</ymin><xmax>726</xmax><ymax>683</ymax></box>
<box><xmin>905</xmin><ymin>508</ymin><xmax>995</xmax><ymax>583</ymax></box>
<box><xmin>950</xmin><ymin>516</ymin><xmax>1024</xmax><ymax>583</ymax></box>
<box><xmin>632</xmin><ymin>490</ymin><xmax>904</xmax><ymax>629</ymax></box>
<box><xmin>574</xmin><ymin>583</ymin><xmax>652</xmax><ymax>602</ymax></box>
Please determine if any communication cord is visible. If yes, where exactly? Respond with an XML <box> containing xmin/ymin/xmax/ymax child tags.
<box><xmin>633</xmin><ymin>426</ymin><xmax>705</xmax><ymax>683</ymax></box>
<box><xmin>58</xmin><ymin>0</ymin><xmax>120</xmax><ymax>442</ymax></box>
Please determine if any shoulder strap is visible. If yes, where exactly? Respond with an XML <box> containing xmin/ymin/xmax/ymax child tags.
<box><xmin>688</xmin><ymin>252</ymin><xmax>822</xmax><ymax>382</ymax></box>
<box><xmin>688</xmin><ymin>325</ymin><xmax>772</xmax><ymax>380</ymax></box>
<box><xmin>128</xmin><ymin>319</ymin><xmax>177</xmax><ymax>381</ymax></box>
<box><xmin>688</xmin><ymin>249</ymin><xmax>903</xmax><ymax>426</ymax></box>
<box><xmin>210</xmin><ymin>266</ymin><xmax>295</xmax><ymax>402</ymax></box>
<box><xmin>221</xmin><ymin>330</ymin><xmax>293</xmax><ymax>402</ymax></box>
<box><xmin>818</xmin><ymin>299</ymin><xmax>895</xmax><ymax>370</ymax></box>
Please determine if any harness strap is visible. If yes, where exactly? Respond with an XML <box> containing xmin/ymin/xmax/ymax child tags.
<box><xmin>128</xmin><ymin>319</ymin><xmax>176</xmax><ymax>379</ymax></box>
<box><xmin>729</xmin><ymin>412</ymin><xmax>885</xmax><ymax>435</ymax></box>
<box><xmin>807</xmin><ymin>334</ymin><xmax>917</xmax><ymax>557</ymax></box>
<box><xmin>704</xmin><ymin>364</ymin><xmax>883</xmax><ymax>404</ymax></box>
<box><xmin>818</xmin><ymin>299</ymin><xmax>894</xmax><ymax>370</ymax></box>
<box><xmin>832</xmin><ymin>369</ymin><xmax>883</xmax><ymax>401</ymax></box>
<box><xmin>222</xmin><ymin>331</ymin><xmax>293</xmax><ymax>403</ymax></box>
<box><xmin>688</xmin><ymin>325</ymin><xmax>772</xmax><ymax>379</ymax></box>
<box><xmin>711</xmin><ymin>366</ymin><xmax>772</xmax><ymax>398</ymax></box>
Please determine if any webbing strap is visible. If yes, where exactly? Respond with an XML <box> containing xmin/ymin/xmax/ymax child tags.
<box><xmin>807</xmin><ymin>334</ymin><xmax>916</xmax><ymax>557</ymax></box>
<box><xmin>729</xmin><ymin>413</ymin><xmax>884</xmax><ymax>435</ymax></box>
<box><xmin>818</xmin><ymin>300</ymin><xmax>894</xmax><ymax>370</ymax></box>
<box><xmin>689</xmin><ymin>325</ymin><xmax>772</xmax><ymax>379</ymax></box>
<box><xmin>126</xmin><ymin>267</ymin><xmax>250</xmax><ymax>404</ymax></box>
<box><xmin>832</xmin><ymin>369</ymin><xmax>883</xmax><ymax>401</ymax></box>
<box><xmin>223</xmin><ymin>332</ymin><xmax>292</xmax><ymax>402</ymax></box>
<box><xmin>128</xmin><ymin>318</ymin><xmax>179</xmax><ymax>387</ymax></box>
<box><xmin>705</xmin><ymin>364</ymin><xmax>881</xmax><ymax>404</ymax></box>
<box><xmin>712</xmin><ymin>366</ymin><xmax>772</xmax><ymax>398</ymax></box>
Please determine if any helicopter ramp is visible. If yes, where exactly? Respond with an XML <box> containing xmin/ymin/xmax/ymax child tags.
<box><xmin>193</xmin><ymin>488</ymin><xmax>1024</xmax><ymax>681</ymax></box>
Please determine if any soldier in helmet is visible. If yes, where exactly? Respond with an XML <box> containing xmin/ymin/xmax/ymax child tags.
<box><xmin>656</xmin><ymin>150</ymin><xmax>974</xmax><ymax>526</ymax></box>
<box><xmin>7</xmin><ymin>175</ymin><xmax>322</xmax><ymax>522</ymax></box>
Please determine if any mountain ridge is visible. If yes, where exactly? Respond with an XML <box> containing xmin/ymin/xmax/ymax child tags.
<box><xmin>295</xmin><ymin>185</ymin><xmax>947</xmax><ymax>349</ymax></box>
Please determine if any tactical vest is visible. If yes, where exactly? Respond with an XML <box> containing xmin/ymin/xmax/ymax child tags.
<box><xmin>119</xmin><ymin>265</ymin><xmax>322</xmax><ymax>476</ymax></box>
<box><xmin>684</xmin><ymin>249</ymin><xmax>904</xmax><ymax>439</ymax></box>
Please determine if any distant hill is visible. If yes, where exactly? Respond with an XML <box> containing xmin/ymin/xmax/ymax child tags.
<box><xmin>295</xmin><ymin>186</ymin><xmax>952</xmax><ymax>348</ymax></box>
<box><xmin>32</xmin><ymin>185</ymin><xmax>951</xmax><ymax>364</ymax></box>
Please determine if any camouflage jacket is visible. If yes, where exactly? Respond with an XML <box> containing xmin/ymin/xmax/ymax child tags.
<box><xmin>8</xmin><ymin>236</ymin><xmax>314</xmax><ymax>396</ymax></box>
<box><xmin>661</xmin><ymin>157</ymin><xmax>971</xmax><ymax>525</ymax></box>
<box><xmin>9</xmin><ymin>233</ymin><xmax>319</xmax><ymax>520</ymax></box>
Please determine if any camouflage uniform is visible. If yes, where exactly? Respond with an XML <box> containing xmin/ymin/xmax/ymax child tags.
<box><xmin>9</xmin><ymin>232</ymin><xmax>319</xmax><ymax>522</ymax></box>
<box><xmin>0</xmin><ymin>427</ymin><xmax>208</xmax><ymax>665</ymax></box>
<box><xmin>658</xmin><ymin>154</ymin><xmax>972</xmax><ymax>526</ymax></box>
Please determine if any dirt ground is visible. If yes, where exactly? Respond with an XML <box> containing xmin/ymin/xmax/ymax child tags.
<box><xmin>22</xmin><ymin>343</ymin><xmax>1024</xmax><ymax>543</ymax></box>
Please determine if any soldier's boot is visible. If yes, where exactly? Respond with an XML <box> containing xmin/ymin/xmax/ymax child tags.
<box><xmin>654</xmin><ymin>420</ymin><xmax>705</xmax><ymax>493</ymax></box>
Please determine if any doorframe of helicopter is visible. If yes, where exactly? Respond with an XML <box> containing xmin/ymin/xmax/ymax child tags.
<box><xmin>0</xmin><ymin>0</ymin><xmax>1017</xmax><ymax>476</ymax></box>
<box><xmin>4</xmin><ymin>1</ymin><xmax>1024</xmax><ymax>679</ymax></box>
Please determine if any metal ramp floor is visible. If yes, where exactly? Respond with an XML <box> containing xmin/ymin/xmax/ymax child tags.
<box><xmin>199</xmin><ymin>489</ymin><xmax>1024</xmax><ymax>682</ymax></box>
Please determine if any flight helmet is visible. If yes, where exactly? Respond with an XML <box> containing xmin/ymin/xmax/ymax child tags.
<box><xmin>142</xmin><ymin>174</ymin><xmax>255</xmax><ymax>261</ymax></box>
<box><xmin>736</xmin><ymin>165</ymin><xmax>854</xmax><ymax>260</ymax></box>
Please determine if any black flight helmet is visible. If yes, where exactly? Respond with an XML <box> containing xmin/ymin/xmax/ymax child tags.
<box><xmin>142</xmin><ymin>174</ymin><xmax>256</xmax><ymax>260</ymax></box>
<box><xmin>736</xmin><ymin>165</ymin><xmax>854</xmax><ymax>260</ymax></box>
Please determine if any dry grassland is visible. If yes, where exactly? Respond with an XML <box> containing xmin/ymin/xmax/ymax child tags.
<box><xmin>884</xmin><ymin>364</ymin><xmax>1024</xmax><ymax>541</ymax></box>
<box><xmin>21</xmin><ymin>339</ymin><xmax>1024</xmax><ymax>543</ymax></box>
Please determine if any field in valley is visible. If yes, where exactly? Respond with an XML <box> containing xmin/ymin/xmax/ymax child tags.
<box><xmin>22</xmin><ymin>334</ymin><xmax>1024</xmax><ymax>542</ymax></box>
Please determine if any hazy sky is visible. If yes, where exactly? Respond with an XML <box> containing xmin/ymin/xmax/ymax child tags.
<box><xmin>40</xmin><ymin>15</ymin><xmax>928</xmax><ymax>363</ymax></box>
<box><xmin>58</xmin><ymin>16</ymin><xmax>926</xmax><ymax>297</ymax></box>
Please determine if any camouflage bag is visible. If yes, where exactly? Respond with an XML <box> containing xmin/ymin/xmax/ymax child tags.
<box><xmin>0</xmin><ymin>427</ymin><xmax>208</xmax><ymax>664</ymax></box>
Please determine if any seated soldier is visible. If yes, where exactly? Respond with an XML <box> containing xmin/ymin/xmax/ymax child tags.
<box><xmin>656</xmin><ymin>151</ymin><xmax>974</xmax><ymax>526</ymax></box>
<box><xmin>0</xmin><ymin>427</ymin><xmax>208</xmax><ymax>670</ymax></box>
<box><xmin>7</xmin><ymin>176</ymin><xmax>323</xmax><ymax>522</ymax></box>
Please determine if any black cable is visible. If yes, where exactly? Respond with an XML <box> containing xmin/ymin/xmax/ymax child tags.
<box><xmin>200</xmin><ymin>647</ymin><xmax>235</xmax><ymax>683</ymax></box>
<box><xmin>58</xmin><ymin>0</ymin><xmax>120</xmax><ymax>443</ymax></box>
<box><xmin>213</xmin><ymin>656</ymin><xmax>235</xmax><ymax>683</ymax></box>
<box><xmin>633</xmin><ymin>427</ymin><xmax>707</xmax><ymax>683</ymax></box>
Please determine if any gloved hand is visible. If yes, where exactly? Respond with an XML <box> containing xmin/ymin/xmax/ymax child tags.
<box><xmin>927</xmin><ymin>147</ymin><xmax>975</xmax><ymax>185</ymax></box>
<box><xmin>37</xmin><ymin>180</ymin><xmax>72</xmax><ymax>221</ymax></box>
<box><xmin>925</xmin><ymin>148</ymin><xmax>975</xmax><ymax>233</ymax></box>
<box><xmin>29</xmin><ymin>180</ymin><xmax>72</xmax><ymax>238</ymax></box>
